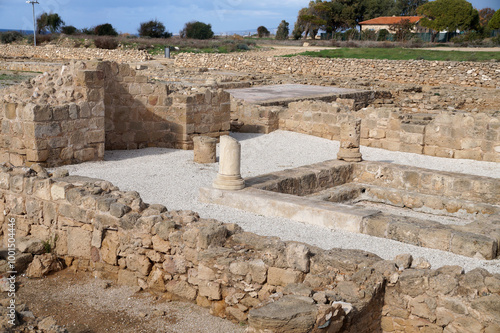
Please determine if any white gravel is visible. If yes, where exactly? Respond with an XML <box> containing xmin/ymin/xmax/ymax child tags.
<box><xmin>58</xmin><ymin>130</ymin><xmax>500</xmax><ymax>274</ymax></box>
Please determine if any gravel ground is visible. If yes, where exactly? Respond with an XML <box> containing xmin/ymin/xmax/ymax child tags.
<box><xmin>59</xmin><ymin>130</ymin><xmax>500</xmax><ymax>274</ymax></box>
<box><xmin>16</xmin><ymin>271</ymin><xmax>245</xmax><ymax>333</ymax></box>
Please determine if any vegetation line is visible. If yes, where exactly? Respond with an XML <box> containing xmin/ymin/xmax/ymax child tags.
<box><xmin>284</xmin><ymin>48</ymin><xmax>500</xmax><ymax>62</ymax></box>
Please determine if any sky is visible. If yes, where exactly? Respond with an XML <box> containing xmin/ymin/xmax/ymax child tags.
<box><xmin>0</xmin><ymin>0</ymin><xmax>499</xmax><ymax>35</ymax></box>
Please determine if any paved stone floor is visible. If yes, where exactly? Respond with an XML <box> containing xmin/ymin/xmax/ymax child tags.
<box><xmin>226</xmin><ymin>84</ymin><xmax>364</xmax><ymax>103</ymax></box>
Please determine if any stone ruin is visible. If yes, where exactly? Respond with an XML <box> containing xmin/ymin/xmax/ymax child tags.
<box><xmin>0</xmin><ymin>48</ymin><xmax>499</xmax><ymax>332</ymax></box>
<box><xmin>0</xmin><ymin>164</ymin><xmax>498</xmax><ymax>332</ymax></box>
<box><xmin>0</xmin><ymin>60</ymin><xmax>230</xmax><ymax>167</ymax></box>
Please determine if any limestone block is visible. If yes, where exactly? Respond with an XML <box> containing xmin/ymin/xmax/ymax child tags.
<box><xmin>117</xmin><ymin>269</ymin><xmax>139</xmax><ymax>287</ymax></box>
<box><xmin>248</xmin><ymin>295</ymin><xmax>317</xmax><ymax>333</ymax></box>
<box><xmin>229</xmin><ymin>261</ymin><xmax>250</xmax><ymax>276</ymax></box>
<box><xmin>267</xmin><ymin>267</ymin><xmax>304</xmax><ymax>287</ymax></box>
<box><xmin>67</xmin><ymin>227</ymin><xmax>92</xmax><ymax>259</ymax></box>
<box><xmin>50</xmin><ymin>182</ymin><xmax>72</xmax><ymax>201</ymax></box>
<box><xmin>450</xmin><ymin>232</ymin><xmax>497</xmax><ymax>260</ymax></box>
<box><xmin>101</xmin><ymin>231</ymin><xmax>119</xmax><ymax>265</ymax></box>
<box><xmin>126</xmin><ymin>253</ymin><xmax>152</xmax><ymax>276</ymax></box>
<box><xmin>74</xmin><ymin>148</ymin><xmax>95</xmax><ymax>162</ymax></box>
<box><xmin>285</xmin><ymin>243</ymin><xmax>310</xmax><ymax>273</ymax></box>
<box><xmin>166</xmin><ymin>280</ymin><xmax>197</xmax><ymax>301</ymax></box>
<box><xmin>199</xmin><ymin>281</ymin><xmax>221</xmax><ymax>300</ymax></box>
<box><xmin>248</xmin><ymin>259</ymin><xmax>267</xmax><ymax>284</ymax></box>
<box><xmin>151</xmin><ymin>235</ymin><xmax>171</xmax><ymax>253</ymax></box>
<box><xmin>198</xmin><ymin>263</ymin><xmax>216</xmax><ymax>280</ymax></box>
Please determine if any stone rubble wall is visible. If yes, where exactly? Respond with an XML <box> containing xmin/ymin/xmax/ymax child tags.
<box><xmin>0</xmin><ymin>61</ymin><xmax>230</xmax><ymax>166</ymax></box>
<box><xmin>175</xmin><ymin>53</ymin><xmax>500</xmax><ymax>88</ymax></box>
<box><xmin>0</xmin><ymin>164</ymin><xmax>499</xmax><ymax>332</ymax></box>
<box><xmin>278</xmin><ymin>101</ymin><xmax>500</xmax><ymax>162</ymax></box>
<box><xmin>0</xmin><ymin>45</ymin><xmax>151</xmax><ymax>63</ymax></box>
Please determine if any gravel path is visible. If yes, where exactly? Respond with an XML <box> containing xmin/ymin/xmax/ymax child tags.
<box><xmin>58</xmin><ymin>130</ymin><xmax>500</xmax><ymax>274</ymax></box>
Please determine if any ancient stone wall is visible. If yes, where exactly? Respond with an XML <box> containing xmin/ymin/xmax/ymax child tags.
<box><xmin>0</xmin><ymin>61</ymin><xmax>105</xmax><ymax>167</ymax></box>
<box><xmin>100</xmin><ymin>62</ymin><xmax>230</xmax><ymax>150</ymax></box>
<box><xmin>278</xmin><ymin>101</ymin><xmax>500</xmax><ymax>162</ymax></box>
<box><xmin>175</xmin><ymin>53</ymin><xmax>500</xmax><ymax>88</ymax></box>
<box><xmin>0</xmin><ymin>164</ymin><xmax>499</xmax><ymax>332</ymax></box>
<box><xmin>0</xmin><ymin>61</ymin><xmax>230</xmax><ymax>166</ymax></box>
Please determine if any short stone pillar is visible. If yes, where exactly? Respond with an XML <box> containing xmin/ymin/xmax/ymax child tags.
<box><xmin>337</xmin><ymin>118</ymin><xmax>362</xmax><ymax>162</ymax></box>
<box><xmin>213</xmin><ymin>135</ymin><xmax>245</xmax><ymax>190</ymax></box>
<box><xmin>193</xmin><ymin>136</ymin><xmax>217</xmax><ymax>163</ymax></box>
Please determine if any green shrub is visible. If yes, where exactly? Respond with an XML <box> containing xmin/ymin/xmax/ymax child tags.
<box><xmin>377</xmin><ymin>29</ymin><xmax>389</xmax><ymax>41</ymax></box>
<box><xmin>94</xmin><ymin>37</ymin><xmax>119</xmax><ymax>49</ymax></box>
<box><xmin>0</xmin><ymin>31</ymin><xmax>23</xmax><ymax>44</ymax></box>
<box><xmin>95</xmin><ymin>23</ymin><xmax>118</xmax><ymax>36</ymax></box>
<box><xmin>138</xmin><ymin>19</ymin><xmax>172</xmax><ymax>38</ymax></box>
<box><xmin>257</xmin><ymin>26</ymin><xmax>270</xmax><ymax>38</ymax></box>
<box><xmin>61</xmin><ymin>25</ymin><xmax>78</xmax><ymax>35</ymax></box>
<box><xmin>180</xmin><ymin>21</ymin><xmax>214</xmax><ymax>40</ymax></box>
<box><xmin>344</xmin><ymin>29</ymin><xmax>360</xmax><ymax>41</ymax></box>
<box><xmin>361</xmin><ymin>29</ymin><xmax>376</xmax><ymax>41</ymax></box>
<box><xmin>237</xmin><ymin>43</ymin><xmax>249</xmax><ymax>50</ymax></box>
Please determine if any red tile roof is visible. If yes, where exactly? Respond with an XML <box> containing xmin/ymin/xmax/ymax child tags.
<box><xmin>359</xmin><ymin>16</ymin><xmax>423</xmax><ymax>25</ymax></box>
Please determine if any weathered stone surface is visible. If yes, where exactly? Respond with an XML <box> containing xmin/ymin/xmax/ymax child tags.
<box><xmin>17</xmin><ymin>237</ymin><xmax>45</xmax><ymax>255</ymax></box>
<box><xmin>166</xmin><ymin>280</ymin><xmax>197</xmax><ymax>301</ymax></box>
<box><xmin>67</xmin><ymin>227</ymin><xmax>92</xmax><ymax>259</ymax></box>
<box><xmin>248</xmin><ymin>295</ymin><xmax>318</xmax><ymax>333</ymax></box>
<box><xmin>267</xmin><ymin>267</ymin><xmax>304</xmax><ymax>287</ymax></box>
<box><xmin>26</xmin><ymin>253</ymin><xmax>63</xmax><ymax>278</ymax></box>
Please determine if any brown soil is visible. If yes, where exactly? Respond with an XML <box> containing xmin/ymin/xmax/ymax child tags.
<box><xmin>15</xmin><ymin>270</ymin><xmax>245</xmax><ymax>333</ymax></box>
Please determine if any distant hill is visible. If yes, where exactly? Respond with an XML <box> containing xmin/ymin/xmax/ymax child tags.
<box><xmin>0</xmin><ymin>29</ymin><xmax>34</xmax><ymax>35</ymax></box>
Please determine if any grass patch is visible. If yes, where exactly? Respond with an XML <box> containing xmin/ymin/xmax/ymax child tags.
<box><xmin>285</xmin><ymin>48</ymin><xmax>500</xmax><ymax>62</ymax></box>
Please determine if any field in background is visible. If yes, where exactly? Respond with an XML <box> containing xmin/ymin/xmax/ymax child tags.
<box><xmin>288</xmin><ymin>48</ymin><xmax>500</xmax><ymax>62</ymax></box>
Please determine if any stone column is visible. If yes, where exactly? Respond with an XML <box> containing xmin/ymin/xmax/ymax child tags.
<box><xmin>193</xmin><ymin>136</ymin><xmax>217</xmax><ymax>163</ymax></box>
<box><xmin>337</xmin><ymin>118</ymin><xmax>362</xmax><ymax>162</ymax></box>
<box><xmin>213</xmin><ymin>135</ymin><xmax>245</xmax><ymax>190</ymax></box>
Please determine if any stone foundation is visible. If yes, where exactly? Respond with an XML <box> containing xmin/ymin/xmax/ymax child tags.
<box><xmin>0</xmin><ymin>164</ymin><xmax>498</xmax><ymax>332</ymax></box>
<box><xmin>201</xmin><ymin>160</ymin><xmax>500</xmax><ymax>260</ymax></box>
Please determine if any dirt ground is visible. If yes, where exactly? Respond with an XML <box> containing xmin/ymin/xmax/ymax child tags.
<box><xmin>15</xmin><ymin>270</ymin><xmax>245</xmax><ymax>333</ymax></box>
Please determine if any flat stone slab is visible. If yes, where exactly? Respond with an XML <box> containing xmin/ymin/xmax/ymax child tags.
<box><xmin>226</xmin><ymin>84</ymin><xmax>366</xmax><ymax>104</ymax></box>
<box><xmin>199</xmin><ymin>187</ymin><xmax>380</xmax><ymax>233</ymax></box>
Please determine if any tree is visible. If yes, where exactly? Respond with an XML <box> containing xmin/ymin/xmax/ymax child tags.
<box><xmin>394</xmin><ymin>0</ymin><xmax>428</xmax><ymax>16</ymax></box>
<box><xmin>417</xmin><ymin>0</ymin><xmax>479</xmax><ymax>41</ymax></box>
<box><xmin>138</xmin><ymin>19</ymin><xmax>171</xmax><ymax>38</ymax></box>
<box><xmin>180</xmin><ymin>21</ymin><xmax>214</xmax><ymax>39</ymax></box>
<box><xmin>479</xmin><ymin>8</ymin><xmax>495</xmax><ymax>28</ymax></box>
<box><xmin>257</xmin><ymin>26</ymin><xmax>270</xmax><ymax>38</ymax></box>
<box><xmin>94</xmin><ymin>23</ymin><xmax>118</xmax><ymax>36</ymax></box>
<box><xmin>488</xmin><ymin>10</ymin><xmax>500</xmax><ymax>30</ymax></box>
<box><xmin>61</xmin><ymin>25</ymin><xmax>78</xmax><ymax>35</ymax></box>
<box><xmin>363</xmin><ymin>0</ymin><xmax>398</xmax><ymax>21</ymax></box>
<box><xmin>389</xmin><ymin>18</ymin><xmax>415</xmax><ymax>41</ymax></box>
<box><xmin>275</xmin><ymin>20</ymin><xmax>290</xmax><ymax>40</ymax></box>
<box><xmin>36</xmin><ymin>12</ymin><xmax>65</xmax><ymax>34</ymax></box>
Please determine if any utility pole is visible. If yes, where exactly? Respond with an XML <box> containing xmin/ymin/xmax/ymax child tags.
<box><xmin>26</xmin><ymin>0</ymin><xmax>39</xmax><ymax>46</ymax></box>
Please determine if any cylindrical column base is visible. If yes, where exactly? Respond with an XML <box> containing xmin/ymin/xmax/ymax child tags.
<box><xmin>213</xmin><ymin>174</ymin><xmax>245</xmax><ymax>190</ymax></box>
<box><xmin>337</xmin><ymin>149</ymin><xmax>362</xmax><ymax>162</ymax></box>
<box><xmin>193</xmin><ymin>136</ymin><xmax>217</xmax><ymax>164</ymax></box>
